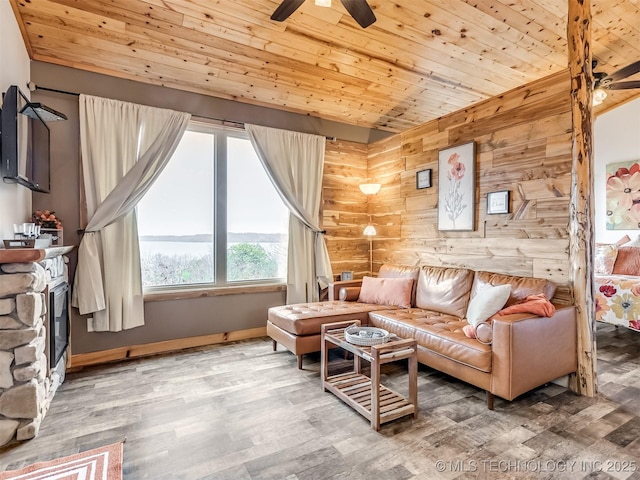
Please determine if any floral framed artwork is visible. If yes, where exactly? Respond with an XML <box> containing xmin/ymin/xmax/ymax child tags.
<box><xmin>606</xmin><ymin>160</ymin><xmax>640</xmax><ymax>229</ymax></box>
<box><xmin>438</xmin><ymin>142</ymin><xmax>476</xmax><ymax>231</ymax></box>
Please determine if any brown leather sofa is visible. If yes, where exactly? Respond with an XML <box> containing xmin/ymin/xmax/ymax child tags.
<box><xmin>267</xmin><ymin>264</ymin><xmax>577</xmax><ymax>408</ymax></box>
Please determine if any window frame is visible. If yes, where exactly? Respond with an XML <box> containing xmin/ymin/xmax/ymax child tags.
<box><xmin>140</xmin><ymin>121</ymin><xmax>287</xmax><ymax>294</ymax></box>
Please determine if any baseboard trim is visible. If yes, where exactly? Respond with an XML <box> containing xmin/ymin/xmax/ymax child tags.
<box><xmin>69</xmin><ymin>326</ymin><xmax>267</xmax><ymax>369</ymax></box>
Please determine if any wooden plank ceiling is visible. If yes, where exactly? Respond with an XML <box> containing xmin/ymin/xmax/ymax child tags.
<box><xmin>10</xmin><ymin>0</ymin><xmax>640</xmax><ymax>133</ymax></box>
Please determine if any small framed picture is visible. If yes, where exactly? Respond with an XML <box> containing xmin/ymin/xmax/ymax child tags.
<box><xmin>416</xmin><ymin>169</ymin><xmax>432</xmax><ymax>189</ymax></box>
<box><xmin>340</xmin><ymin>271</ymin><xmax>353</xmax><ymax>281</ymax></box>
<box><xmin>487</xmin><ymin>190</ymin><xmax>510</xmax><ymax>215</ymax></box>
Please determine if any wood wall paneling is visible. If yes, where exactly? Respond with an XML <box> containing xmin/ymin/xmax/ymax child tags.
<box><xmin>323</xmin><ymin>139</ymin><xmax>370</xmax><ymax>278</ymax></box>
<box><xmin>366</xmin><ymin>69</ymin><xmax>573</xmax><ymax>295</ymax></box>
<box><xmin>367</xmin><ymin>135</ymin><xmax>403</xmax><ymax>272</ymax></box>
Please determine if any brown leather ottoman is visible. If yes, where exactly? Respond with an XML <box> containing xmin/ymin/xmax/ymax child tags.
<box><xmin>268</xmin><ymin>301</ymin><xmax>394</xmax><ymax>368</ymax></box>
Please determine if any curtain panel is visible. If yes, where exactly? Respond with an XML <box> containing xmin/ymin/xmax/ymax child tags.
<box><xmin>245</xmin><ymin>124</ymin><xmax>333</xmax><ymax>303</ymax></box>
<box><xmin>72</xmin><ymin>95</ymin><xmax>190</xmax><ymax>331</ymax></box>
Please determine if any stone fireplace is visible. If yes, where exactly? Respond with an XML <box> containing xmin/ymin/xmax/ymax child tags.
<box><xmin>0</xmin><ymin>246</ymin><xmax>73</xmax><ymax>446</ymax></box>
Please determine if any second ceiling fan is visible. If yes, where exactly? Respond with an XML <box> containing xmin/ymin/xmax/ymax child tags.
<box><xmin>593</xmin><ymin>59</ymin><xmax>640</xmax><ymax>105</ymax></box>
<box><xmin>271</xmin><ymin>0</ymin><xmax>377</xmax><ymax>28</ymax></box>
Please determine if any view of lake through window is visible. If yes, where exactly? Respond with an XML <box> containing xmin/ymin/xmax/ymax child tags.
<box><xmin>137</xmin><ymin>124</ymin><xmax>288</xmax><ymax>288</ymax></box>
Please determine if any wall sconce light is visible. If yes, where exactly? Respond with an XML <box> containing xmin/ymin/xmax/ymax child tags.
<box><xmin>593</xmin><ymin>88</ymin><xmax>607</xmax><ymax>106</ymax></box>
<box><xmin>363</xmin><ymin>224</ymin><xmax>377</xmax><ymax>236</ymax></box>
<box><xmin>359</xmin><ymin>183</ymin><xmax>381</xmax><ymax>195</ymax></box>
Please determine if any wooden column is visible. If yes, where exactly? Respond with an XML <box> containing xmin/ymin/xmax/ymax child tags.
<box><xmin>567</xmin><ymin>0</ymin><xmax>596</xmax><ymax>396</ymax></box>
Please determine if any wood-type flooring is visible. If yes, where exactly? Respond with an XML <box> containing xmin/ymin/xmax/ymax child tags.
<box><xmin>1</xmin><ymin>322</ymin><xmax>639</xmax><ymax>479</ymax></box>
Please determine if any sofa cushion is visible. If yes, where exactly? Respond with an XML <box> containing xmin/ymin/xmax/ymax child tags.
<box><xmin>466</xmin><ymin>283</ymin><xmax>511</xmax><ymax>327</ymax></box>
<box><xmin>338</xmin><ymin>286</ymin><xmax>360</xmax><ymax>301</ymax></box>
<box><xmin>415</xmin><ymin>266</ymin><xmax>475</xmax><ymax>318</ymax></box>
<box><xmin>378</xmin><ymin>264</ymin><xmax>421</xmax><ymax>307</ymax></box>
<box><xmin>268</xmin><ymin>301</ymin><xmax>394</xmax><ymax>336</ymax></box>
<box><xmin>369</xmin><ymin>309</ymin><xmax>492</xmax><ymax>373</ymax></box>
<box><xmin>462</xmin><ymin>322</ymin><xmax>493</xmax><ymax>344</ymax></box>
<box><xmin>475</xmin><ymin>322</ymin><xmax>493</xmax><ymax>344</ymax></box>
<box><xmin>471</xmin><ymin>271</ymin><xmax>556</xmax><ymax>306</ymax></box>
<box><xmin>357</xmin><ymin>276</ymin><xmax>413</xmax><ymax>308</ymax></box>
<box><xmin>612</xmin><ymin>247</ymin><xmax>640</xmax><ymax>275</ymax></box>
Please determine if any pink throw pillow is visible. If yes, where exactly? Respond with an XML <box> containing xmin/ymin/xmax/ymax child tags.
<box><xmin>462</xmin><ymin>324</ymin><xmax>476</xmax><ymax>339</ymax></box>
<box><xmin>357</xmin><ymin>276</ymin><xmax>413</xmax><ymax>308</ymax></box>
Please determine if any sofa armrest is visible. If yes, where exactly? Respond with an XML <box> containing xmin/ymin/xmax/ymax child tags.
<box><xmin>490</xmin><ymin>304</ymin><xmax>576</xmax><ymax>401</ymax></box>
<box><xmin>328</xmin><ymin>279</ymin><xmax>363</xmax><ymax>301</ymax></box>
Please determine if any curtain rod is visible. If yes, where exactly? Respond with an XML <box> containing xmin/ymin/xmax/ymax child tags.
<box><xmin>29</xmin><ymin>83</ymin><xmax>79</xmax><ymax>97</ymax></box>
<box><xmin>29</xmin><ymin>83</ymin><xmax>337</xmax><ymax>140</ymax></box>
<box><xmin>30</xmin><ymin>83</ymin><xmax>242</xmax><ymax>126</ymax></box>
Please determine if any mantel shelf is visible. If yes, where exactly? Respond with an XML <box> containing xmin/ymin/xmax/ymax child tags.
<box><xmin>0</xmin><ymin>246</ymin><xmax>75</xmax><ymax>264</ymax></box>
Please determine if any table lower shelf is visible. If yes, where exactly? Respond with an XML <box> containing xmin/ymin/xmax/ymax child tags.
<box><xmin>324</xmin><ymin>372</ymin><xmax>416</xmax><ymax>426</ymax></box>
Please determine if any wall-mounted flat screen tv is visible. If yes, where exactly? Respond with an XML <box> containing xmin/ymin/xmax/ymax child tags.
<box><xmin>1</xmin><ymin>85</ymin><xmax>50</xmax><ymax>193</ymax></box>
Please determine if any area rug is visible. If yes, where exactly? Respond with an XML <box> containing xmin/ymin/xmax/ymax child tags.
<box><xmin>0</xmin><ymin>441</ymin><xmax>123</xmax><ymax>480</ymax></box>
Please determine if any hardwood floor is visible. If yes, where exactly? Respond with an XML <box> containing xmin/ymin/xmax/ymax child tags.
<box><xmin>1</xmin><ymin>323</ymin><xmax>639</xmax><ymax>479</ymax></box>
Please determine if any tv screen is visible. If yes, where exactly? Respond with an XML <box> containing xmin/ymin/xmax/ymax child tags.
<box><xmin>1</xmin><ymin>85</ymin><xmax>50</xmax><ymax>193</ymax></box>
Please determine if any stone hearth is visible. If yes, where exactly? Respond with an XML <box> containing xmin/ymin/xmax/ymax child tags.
<box><xmin>0</xmin><ymin>247</ymin><xmax>72</xmax><ymax>446</ymax></box>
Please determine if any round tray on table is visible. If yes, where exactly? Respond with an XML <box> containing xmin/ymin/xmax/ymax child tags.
<box><xmin>344</xmin><ymin>325</ymin><xmax>390</xmax><ymax>346</ymax></box>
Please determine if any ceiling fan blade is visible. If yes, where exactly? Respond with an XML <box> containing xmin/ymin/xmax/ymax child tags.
<box><xmin>606</xmin><ymin>80</ymin><xmax>640</xmax><ymax>90</ymax></box>
<box><xmin>271</xmin><ymin>0</ymin><xmax>305</xmax><ymax>22</ymax></box>
<box><xmin>340</xmin><ymin>0</ymin><xmax>376</xmax><ymax>28</ymax></box>
<box><xmin>607</xmin><ymin>60</ymin><xmax>640</xmax><ymax>82</ymax></box>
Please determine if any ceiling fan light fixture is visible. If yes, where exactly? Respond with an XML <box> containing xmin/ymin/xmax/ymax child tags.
<box><xmin>593</xmin><ymin>88</ymin><xmax>608</xmax><ymax>106</ymax></box>
<box><xmin>272</xmin><ymin>0</ymin><xmax>375</xmax><ymax>27</ymax></box>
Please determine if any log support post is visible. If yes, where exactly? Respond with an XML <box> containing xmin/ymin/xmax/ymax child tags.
<box><xmin>567</xmin><ymin>0</ymin><xmax>597</xmax><ymax>396</ymax></box>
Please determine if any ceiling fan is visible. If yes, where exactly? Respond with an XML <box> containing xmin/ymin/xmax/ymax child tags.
<box><xmin>593</xmin><ymin>59</ymin><xmax>640</xmax><ymax>105</ymax></box>
<box><xmin>270</xmin><ymin>0</ymin><xmax>376</xmax><ymax>28</ymax></box>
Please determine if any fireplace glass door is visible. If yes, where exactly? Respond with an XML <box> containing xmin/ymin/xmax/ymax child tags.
<box><xmin>50</xmin><ymin>282</ymin><xmax>69</xmax><ymax>368</ymax></box>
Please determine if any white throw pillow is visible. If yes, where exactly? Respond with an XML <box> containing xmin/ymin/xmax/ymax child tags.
<box><xmin>466</xmin><ymin>284</ymin><xmax>512</xmax><ymax>328</ymax></box>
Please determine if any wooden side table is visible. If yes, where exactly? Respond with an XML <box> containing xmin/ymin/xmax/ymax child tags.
<box><xmin>321</xmin><ymin>320</ymin><xmax>418</xmax><ymax>431</ymax></box>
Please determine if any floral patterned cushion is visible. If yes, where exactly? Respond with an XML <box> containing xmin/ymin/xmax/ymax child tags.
<box><xmin>595</xmin><ymin>277</ymin><xmax>640</xmax><ymax>331</ymax></box>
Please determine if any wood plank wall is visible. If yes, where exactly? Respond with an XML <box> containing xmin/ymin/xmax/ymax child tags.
<box><xmin>367</xmin><ymin>70</ymin><xmax>574</xmax><ymax>304</ymax></box>
<box><xmin>323</xmin><ymin>139</ymin><xmax>371</xmax><ymax>279</ymax></box>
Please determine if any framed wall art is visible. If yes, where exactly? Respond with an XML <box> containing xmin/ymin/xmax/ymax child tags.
<box><xmin>340</xmin><ymin>271</ymin><xmax>353</xmax><ymax>281</ymax></box>
<box><xmin>606</xmin><ymin>160</ymin><xmax>640</xmax><ymax>230</ymax></box>
<box><xmin>487</xmin><ymin>190</ymin><xmax>510</xmax><ymax>215</ymax></box>
<box><xmin>416</xmin><ymin>169</ymin><xmax>432</xmax><ymax>189</ymax></box>
<box><xmin>437</xmin><ymin>142</ymin><xmax>476</xmax><ymax>231</ymax></box>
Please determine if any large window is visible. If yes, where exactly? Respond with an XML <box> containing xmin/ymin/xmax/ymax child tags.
<box><xmin>137</xmin><ymin>123</ymin><xmax>288</xmax><ymax>289</ymax></box>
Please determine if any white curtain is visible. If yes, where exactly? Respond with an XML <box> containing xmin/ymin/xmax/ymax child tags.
<box><xmin>245</xmin><ymin>124</ymin><xmax>333</xmax><ymax>304</ymax></box>
<box><xmin>72</xmin><ymin>95</ymin><xmax>191</xmax><ymax>331</ymax></box>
